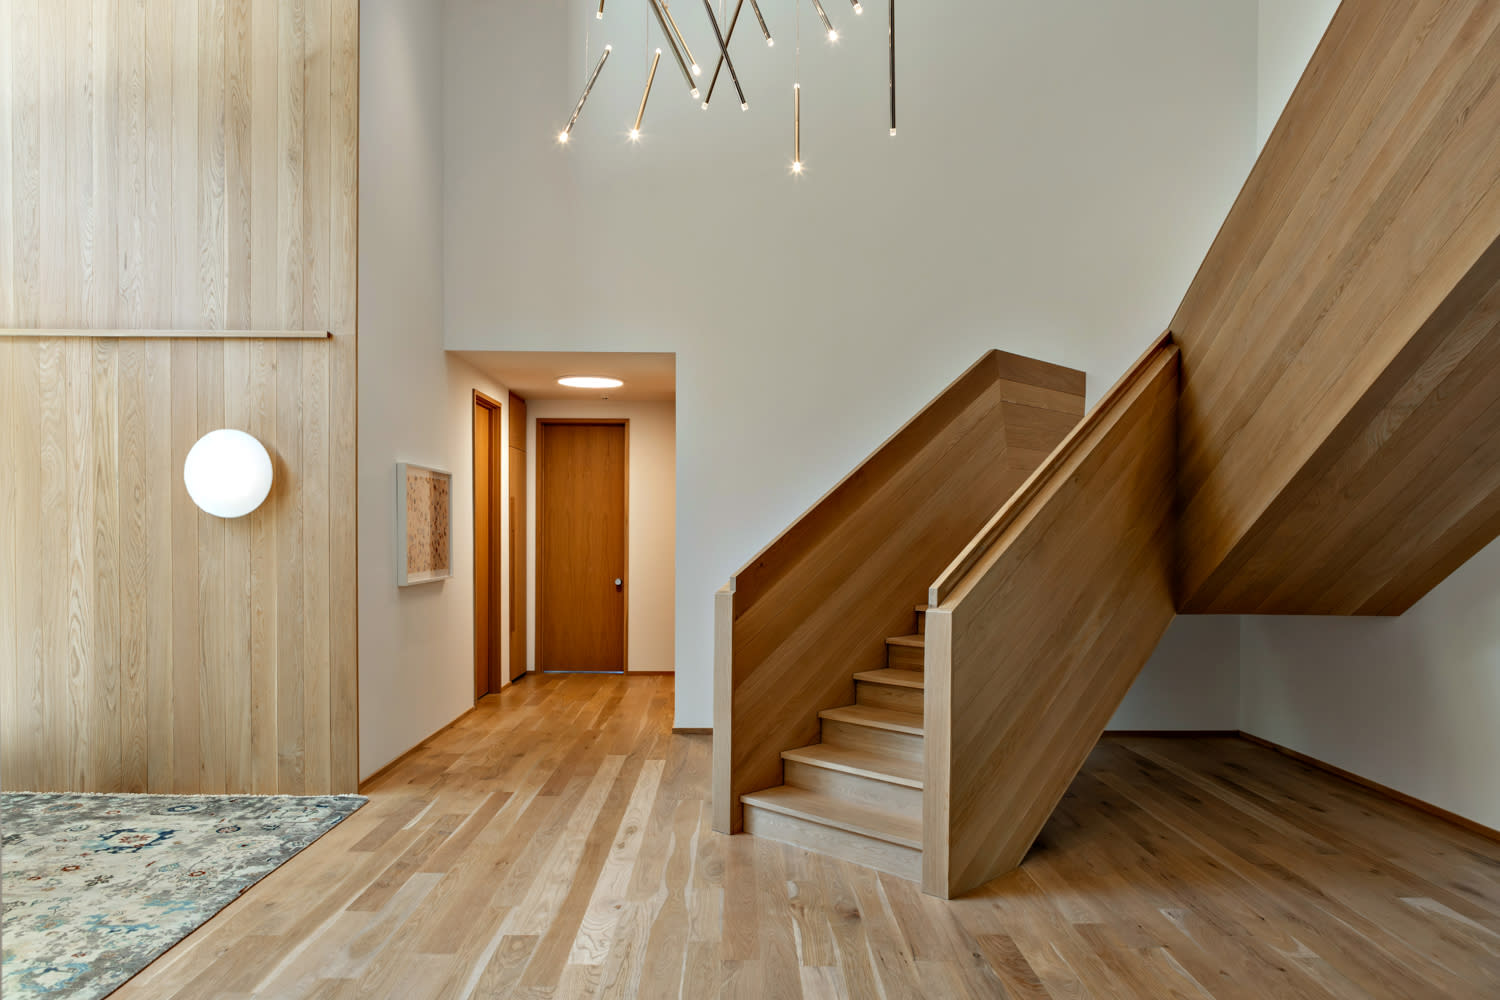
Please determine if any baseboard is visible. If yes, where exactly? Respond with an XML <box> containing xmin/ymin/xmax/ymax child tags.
<box><xmin>673</xmin><ymin>727</ymin><xmax>711</xmax><ymax>735</ymax></box>
<box><xmin>630</xmin><ymin>670</ymin><xmax>676</xmax><ymax>676</ymax></box>
<box><xmin>1238</xmin><ymin>731</ymin><xmax>1500</xmax><ymax>844</ymax></box>
<box><xmin>358</xmin><ymin>705</ymin><xmax>479</xmax><ymax>792</ymax></box>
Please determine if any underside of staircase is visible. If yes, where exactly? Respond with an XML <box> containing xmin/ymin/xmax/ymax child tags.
<box><xmin>716</xmin><ymin>0</ymin><xmax>1500</xmax><ymax>899</ymax></box>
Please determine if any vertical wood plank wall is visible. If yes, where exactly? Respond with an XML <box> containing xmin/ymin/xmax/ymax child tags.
<box><xmin>0</xmin><ymin>0</ymin><xmax>359</xmax><ymax>794</ymax></box>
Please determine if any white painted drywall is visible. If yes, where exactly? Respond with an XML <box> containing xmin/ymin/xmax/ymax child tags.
<box><xmin>1240</xmin><ymin>0</ymin><xmax>1500</xmax><ymax>831</ymax></box>
<box><xmin>442</xmin><ymin>0</ymin><xmax>1260</xmax><ymax>727</ymax></box>
<box><xmin>1256</xmin><ymin>0</ymin><xmax>1343</xmax><ymax>148</ymax></box>
<box><xmin>524</xmin><ymin>399</ymin><xmax>677</xmax><ymax>673</ymax></box>
<box><xmin>358</xmin><ymin>0</ymin><xmax>513</xmax><ymax>779</ymax></box>
<box><xmin>1240</xmin><ymin>542</ymin><xmax>1500</xmax><ymax>832</ymax></box>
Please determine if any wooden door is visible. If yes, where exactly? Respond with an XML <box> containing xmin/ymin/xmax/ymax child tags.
<box><xmin>537</xmin><ymin>421</ymin><xmax>628</xmax><ymax>671</ymax></box>
<box><xmin>508</xmin><ymin>393</ymin><xmax>528</xmax><ymax>680</ymax></box>
<box><xmin>473</xmin><ymin>394</ymin><xmax>503</xmax><ymax>698</ymax></box>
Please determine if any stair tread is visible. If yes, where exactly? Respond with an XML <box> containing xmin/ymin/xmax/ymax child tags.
<box><xmin>854</xmin><ymin>669</ymin><xmax>926</xmax><ymax>690</ymax></box>
<box><xmin>820</xmin><ymin>704</ymin><xmax>925</xmax><ymax>735</ymax></box>
<box><xmin>916</xmin><ymin>604</ymin><xmax>930</xmax><ymax>612</ymax></box>
<box><xmin>782</xmin><ymin>742</ymin><xmax>925</xmax><ymax>788</ymax></box>
<box><xmin>741</xmin><ymin>785</ymin><xmax>923</xmax><ymax>848</ymax></box>
<box><xmin>886</xmin><ymin>634</ymin><xmax>925</xmax><ymax>647</ymax></box>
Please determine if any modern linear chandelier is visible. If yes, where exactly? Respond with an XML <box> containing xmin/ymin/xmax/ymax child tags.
<box><xmin>557</xmin><ymin>0</ymin><xmax>897</xmax><ymax>175</ymax></box>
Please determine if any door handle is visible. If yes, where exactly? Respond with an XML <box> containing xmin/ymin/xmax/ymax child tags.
<box><xmin>614</xmin><ymin>578</ymin><xmax>623</xmax><ymax>589</ymax></box>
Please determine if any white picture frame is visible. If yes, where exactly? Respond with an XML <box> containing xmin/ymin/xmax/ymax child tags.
<box><xmin>397</xmin><ymin>462</ymin><xmax>453</xmax><ymax>586</ymax></box>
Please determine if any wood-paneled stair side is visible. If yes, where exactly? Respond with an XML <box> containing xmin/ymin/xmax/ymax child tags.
<box><xmin>712</xmin><ymin>351</ymin><xmax>1087</xmax><ymax>838</ymax></box>
<box><xmin>741</xmin><ymin>606</ymin><xmax>931</xmax><ymax>881</ymax></box>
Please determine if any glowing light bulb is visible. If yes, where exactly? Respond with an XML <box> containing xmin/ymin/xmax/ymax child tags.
<box><xmin>628</xmin><ymin>128</ymin><xmax>641</xmax><ymax>141</ymax></box>
<box><xmin>890</xmin><ymin>127</ymin><xmax>897</xmax><ymax>136</ymax></box>
<box><xmin>828</xmin><ymin>29</ymin><xmax>838</xmax><ymax>41</ymax></box>
<box><xmin>596</xmin><ymin>10</ymin><xmax>603</xmax><ymax>18</ymax></box>
<box><xmin>691</xmin><ymin>63</ymin><xmax>702</xmax><ymax>76</ymax></box>
<box><xmin>853</xmin><ymin>2</ymin><xmax>863</xmax><ymax>12</ymax></box>
<box><xmin>767</xmin><ymin>37</ymin><xmax>775</xmax><ymax>46</ymax></box>
<box><xmin>558</xmin><ymin>131</ymin><xmax>570</xmax><ymax>143</ymax></box>
<box><xmin>702</xmin><ymin>102</ymin><xmax>710</xmax><ymax>110</ymax></box>
<box><xmin>741</xmin><ymin>102</ymin><xmax>748</xmax><ymax>110</ymax></box>
<box><xmin>791</xmin><ymin>161</ymin><xmax>803</xmax><ymax>174</ymax></box>
<box><xmin>691</xmin><ymin>87</ymin><xmax>701</xmax><ymax>99</ymax></box>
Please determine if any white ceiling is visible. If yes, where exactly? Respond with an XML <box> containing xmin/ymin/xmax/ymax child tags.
<box><xmin>454</xmin><ymin>351</ymin><xmax>676</xmax><ymax>402</ymax></box>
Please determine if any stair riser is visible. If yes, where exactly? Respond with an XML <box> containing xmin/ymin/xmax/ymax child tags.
<box><xmin>886</xmin><ymin>644</ymin><xmax>924</xmax><ymax>670</ymax></box>
<box><xmin>821</xmin><ymin>719</ymin><xmax>924</xmax><ymax>762</ymax></box>
<box><xmin>783</xmin><ymin>760</ymin><xmax>922</xmax><ymax>820</ymax></box>
<box><xmin>916</xmin><ymin>609</ymin><xmax>926</xmax><ymax>635</ymax></box>
<box><xmin>856</xmin><ymin>682</ymin><xmax>923</xmax><ymax>713</ymax></box>
<box><xmin>743</xmin><ymin>804</ymin><xmax>922</xmax><ymax>881</ymax></box>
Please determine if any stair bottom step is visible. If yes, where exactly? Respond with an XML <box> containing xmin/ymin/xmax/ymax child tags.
<box><xmin>743</xmin><ymin>803</ymin><xmax>921</xmax><ymax>882</ymax></box>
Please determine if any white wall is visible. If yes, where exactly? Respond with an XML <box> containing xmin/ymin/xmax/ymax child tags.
<box><xmin>444</xmin><ymin>0</ymin><xmax>1260</xmax><ymax>727</ymax></box>
<box><xmin>1240</xmin><ymin>0</ymin><xmax>1500</xmax><ymax>832</ymax></box>
<box><xmin>1256</xmin><ymin>0</ymin><xmax>1342</xmax><ymax>147</ymax></box>
<box><xmin>524</xmin><ymin>400</ymin><xmax>677</xmax><ymax>673</ymax></box>
<box><xmin>358</xmin><ymin>0</ymin><xmax>513</xmax><ymax>779</ymax></box>
<box><xmin>1241</xmin><ymin>542</ymin><xmax>1500</xmax><ymax>831</ymax></box>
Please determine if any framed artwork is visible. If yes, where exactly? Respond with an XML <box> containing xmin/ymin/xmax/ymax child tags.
<box><xmin>397</xmin><ymin>462</ymin><xmax>453</xmax><ymax>586</ymax></box>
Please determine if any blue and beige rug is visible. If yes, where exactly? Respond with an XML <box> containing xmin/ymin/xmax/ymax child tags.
<box><xmin>1</xmin><ymin>792</ymin><xmax>365</xmax><ymax>999</ymax></box>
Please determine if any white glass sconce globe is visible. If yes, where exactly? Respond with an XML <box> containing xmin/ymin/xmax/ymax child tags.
<box><xmin>183</xmin><ymin>429</ymin><xmax>274</xmax><ymax>519</ymax></box>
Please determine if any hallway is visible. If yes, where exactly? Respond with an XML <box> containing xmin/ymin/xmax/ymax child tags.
<box><xmin>114</xmin><ymin>674</ymin><xmax>1500</xmax><ymax>999</ymax></box>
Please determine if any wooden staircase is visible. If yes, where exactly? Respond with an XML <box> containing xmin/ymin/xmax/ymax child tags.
<box><xmin>741</xmin><ymin>607</ymin><xmax>929</xmax><ymax>880</ymax></box>
<box><xmin>738</xmin><ymin>602</ymin><xmax>924</xmax><ymax>875</ymax></box>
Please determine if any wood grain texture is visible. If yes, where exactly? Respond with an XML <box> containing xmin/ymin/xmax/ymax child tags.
<box><xmin>0</xmin><ymin>0</ymin><xmax>358</xmax><ymax>794</ymax></box>
<box><xmin>1173</xmin><ymin>0</ymin><xmax>1500</xmax><ymax>614</ymax></box>
<box><xmin>714</xmin><ymin>352</ymin><xmax>1085</xmax><ymax>835</ymax></box>
<box><xmin>507</xmin><ymin>391</ymin><xmax>527</xmax><ymax>682</ymax></box>
<box><xmin>537</xmin><ymin>421</ymin><xmax>628</xmax><ymax>672</ymax></box>
<box><xmin>925</xmin><ymin>340</ymin><xmax>1179</xmax><ymax>898</ymax></box>
<box><xmin>97</xmin><ymin>674</ymin><xmax>1500</xmax><ymax>1000</ymax></box>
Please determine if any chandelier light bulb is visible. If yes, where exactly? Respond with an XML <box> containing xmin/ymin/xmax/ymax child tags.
<box><xmin>560</xmin><ymin>44</ymin><xmax>611</xmax><ymax>143</ymax></box>
<box><xmin>750</xmin><ymin>0</ymin><xmax>774</xmax><ymax>47</ymax></box>
<box><xmin>811</xmin><ymin>0</ymin><xmax>837</xmax><ymax>42</ymax></box>
<box><xmin>597</xmin><ymin>0</ymin><xmax>606</xmax><ymax>18</ymax></box>
<box><xmin>767</xmin><ymin>37</ymin><xmax>775</xmax><ymax>46</ymax></box>
<box><xmin>852</xmin><ymin>1</ymin><xmax>863</xmax><ymax>12</ymax></box>
<box><xmin>633</xmin><ymin>49</ymin><xmax>661</xmax><ymax>139</ymax></box>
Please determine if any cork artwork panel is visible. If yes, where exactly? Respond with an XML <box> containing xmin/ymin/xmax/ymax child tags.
<box><xmin>398</xmin><ymin>463</ymin><xmax>453</xmax><ymax>585</ymax></box>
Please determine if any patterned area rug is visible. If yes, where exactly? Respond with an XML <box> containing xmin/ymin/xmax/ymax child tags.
<box><xmin>1</xmin><ymin>792</ymin><xmax>365</xmax><ymax>999</ymax></box>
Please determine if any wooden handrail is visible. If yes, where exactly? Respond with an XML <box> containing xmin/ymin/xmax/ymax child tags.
<box><xmin>922</xmin><ymin>335</ymin><xmax>1180</xmax><ymax>897</ymax></box>
<box><xmin>929</xmin><ymin>331</ymin><xmax>1174</xmax><ymax>607</ymax></box>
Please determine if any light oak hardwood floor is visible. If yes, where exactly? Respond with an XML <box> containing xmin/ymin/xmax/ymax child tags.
<box><xmin>112</xmin><ymin>673</ymin><xmax>1500</xmax><ymax>998</ymax></box>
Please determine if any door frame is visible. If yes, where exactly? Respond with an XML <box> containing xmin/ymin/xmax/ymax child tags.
<box><xmin>535</xmin><ymin>418</ymin><xmax>630</xmax><ymax>673</ymax></box>
<box><xmin>472</xmin><ymin>390</ymin><xmax>505</xmax><ymax>701</ymax></box>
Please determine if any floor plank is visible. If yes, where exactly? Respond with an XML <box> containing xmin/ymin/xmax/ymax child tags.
<box><xmin>107</xmin><ymin>677</ymin><xmax>1500</xmax><ymax>999</ymax></box>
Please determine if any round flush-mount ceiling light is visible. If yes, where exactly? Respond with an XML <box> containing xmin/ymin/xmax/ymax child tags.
<box><xmin>558</xmin><ymin>376</ymin><xmax>624</xmax><ymax>389</ymax></box>
<box><xmin>183</xmin><ymin>429</ymin><xmax>274</xmax><ymax>519</ymax></box>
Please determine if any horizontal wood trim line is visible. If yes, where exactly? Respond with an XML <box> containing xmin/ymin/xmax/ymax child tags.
<box><xmin>714</xmin><ymin>353</ymin><xmax>1085</xmax><ymax>836</ymax></box>
<box><xmin>0</xmin><ymin>329</ymin><xmax>332</xmax><ymax>339</ymax></box>
<box><xmin>1171</xmin><ymin>0</ymin><xmax>1500</xmax><ymax>612</ymax></box>
<box><xmin>924</xmin><ymin>345</ymin><xmax>1179</xmax><ymax>898</ymax></box>
<box><xmin>673</xmin><ymin>727</ymin><xmax>712</xmax><ymax>735</ymax></box>
<box><xmin>930</xmin><ymin>332</ymin><xmax>1174</xmax><ymax>607</ymax></box>
<box><xmin>1237</xmin><ymin>731</ymin><xmax>1500</xmax><ymax>844</ymax></box>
